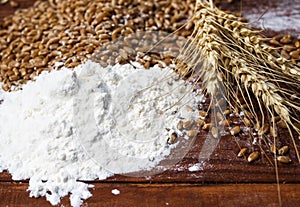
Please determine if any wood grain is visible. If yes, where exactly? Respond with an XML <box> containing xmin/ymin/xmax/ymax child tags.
<box><xmin>1</xmin><ymin>134</ymin><xmax>299</xmax><ymax>183</ymax></box>
<box><xmin>1</xmin><ymin>182</ymin><xmax>300</xmax><ymax>207</ymax></box>
<box><xmin>0</xmin><ymin>0</ymin><xmax>300</xmax><ymax>206</ymax></box>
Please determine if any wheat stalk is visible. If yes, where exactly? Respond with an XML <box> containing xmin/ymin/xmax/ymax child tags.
<box><xmin>176</xmin><ymin>1</ymin><xmax>300</xmax><ymax>204</ymax></box>
<box><xmin>177</xmin><ymin>0</ymin><xmax>300</xmax><ymax>163</ymax></box>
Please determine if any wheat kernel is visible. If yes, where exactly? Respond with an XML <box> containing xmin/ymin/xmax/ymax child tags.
<box><xmin>198</xmin><ymin>110</ymin><xmax>207</xmax><ymax>119</ymax></box>
<box><xmin>241</xmin><ymin>103</ymin><xmax>248</xmax><ymax>109</ymax></box>
<box><xmin>277</xmin><ymin>156</ymin><xmax>292</xmax><ymax>164</ymax></box>
<box><xmin>258</xmin><ymin>124</ymin><xmax>269</xmax><ymax>136</ymax></box>
<box><xmin>280</xmin><ymin>34</ymin><xmax>292</xmax><ymax>44</ymax></box>
<box><xmin>270</xmin><ymin>144</ymin><xmax>277</xmax><ymax>154</ymax></box>
<box><xmin>283</xmin><ymin>45</ymin><xmax>295</xmax><ymax>52</ymax></box>
<box><xmin>202</xmin><ymin>123</ymin><xmax>211</xmax><ymax>131</ymax></box>
<box><xmin>211</xmin><ymin>127</ymin><xmax>219</xmax><ymax>138</ymax></box>
<box><xmin>270</xmin><ymin>126</ymin><xmax>277</xmax><ymax>138</ymax></box>
<box><xmin>244</xmin><ymin>110</ymin><xmax>254</xmax><ymax>119</ymax></box>
<box><xmin>187</xmin><ymin>130</ymin><xmax>198</xmax><ymax>138</ymax></box>
<box><xmin>177</xmin><ymin>120</ymin><xmax>183</xmax><ymax>131</ymax></box>
<box><xmin>195</xmin><ymin>119</ymin><xmax>205</xmax><ymax>127</ymax></box>
<box><xmin>222</xmin><ymin>119</ymin><xmax>232</xmax><ymax>127</ymax></box>
<box><xmin>10</xmin><ymin>0</ymin><xmax>19</xmax><ymax>7</ymax></box>
<box><xmin>230</xmin><ymin>126</ymin><xmax>240</xmax><ymax>136</ymax></box>
<box><xmin>183</xmin><ymin>120</ymin><xmax>194</xmax><ymax>129</ymax></box>
<box><xmin>248</xmin><ymin>151</ymin><xmax>259</xmax><ymax>162</ymax></box>
<box><xmin>237</xmin><ymin>147</ymin><xmax>247</xmax><ymax>157</ymax></box>
<box><xmin>224</xmin><ymin>109</ymin><xmax>231</xmax><ymax>115</ymax></box>
<box><xmin>216</xmin><ymin>112</ymin><xmax>223</xmax><ymax>121</ymax></box>
<box><xmin>278</xmin><ymin>146</ymin><xmax>289</xmax><ymax>155</ymax></box>
<box><xmin>269</xmin><ymin>39</ymin><xmax>280</xmax><ymax>46</ymax></box>
<box><xmin>243</xmin><ymin>117</ymin><xmax>251</xmax><ymax>127</ymax></box>
<box><xmin>290</xmin><ymin>50</ymin><xmax>300</xmax><ymax>59</ymax></box>
<box><xmin>167</xmin><ymin>133</ymin><xmax>177</xmax><ymax>144</ymax></box>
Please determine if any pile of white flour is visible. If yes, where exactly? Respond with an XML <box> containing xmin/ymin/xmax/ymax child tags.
<box><xmin>0</xmin><ymin>61</ymin><xmax>201</xmax><ymax>206</ymax></box>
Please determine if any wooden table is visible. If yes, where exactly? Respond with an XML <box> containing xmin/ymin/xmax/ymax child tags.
<box><xmin>1</xmin><ymin>0</ymin><xmax>300</xmax><ymax>206</ymax></box>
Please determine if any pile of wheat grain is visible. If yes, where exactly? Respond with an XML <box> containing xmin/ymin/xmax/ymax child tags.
<box><xmin>0</xmin><ymin>0</ymin><xmax>196</xmax><ymax>91</ymax></box>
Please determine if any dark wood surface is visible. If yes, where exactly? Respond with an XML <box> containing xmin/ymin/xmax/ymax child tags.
<box><xmin>1</xmin><ymin>0</ymin><xmax>300</xmax><ymax>206</ymax></box>
<box><xmin>1</xmin><ymin>182</ymin><xmax>300</xmax><ymax>207</ymax></box>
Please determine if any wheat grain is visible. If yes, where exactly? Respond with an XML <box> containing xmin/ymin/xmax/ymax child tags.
<box><xmin>237</xmin><ymin>147</ymin><xmax>247</xmax><ymax>158</ymax></box>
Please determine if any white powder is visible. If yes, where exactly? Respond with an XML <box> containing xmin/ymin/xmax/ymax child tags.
<box><xmin>188</xmin><ymin>162</ymin><xmax>204</xmax><ymax>172</ymax></box>
<box><xmin>75</xmin><ymin>62</ymin><xmax>202</xmax><ymax>174</ymax></box>
<box><xmin>243</xmin><ymin>1</ymin><xmax>300</xmax><ymax>33</ymax></box>
<box><xmin>111</xmin><ymin>189</ymin><xmax>120</xmax><ymax>195</ymax></box>
<box><xmin>0</xmin><ymin>61</ymin><xmax>201</xmax><ymax>206</ymax></box>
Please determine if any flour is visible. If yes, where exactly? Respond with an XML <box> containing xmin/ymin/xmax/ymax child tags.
<box><xmin>243</xmin><ymin>0</ymin><xmax>300</xmax><ymax>34</ymax></box>
<box><xmin>75</xmin><ymin>62</ymin><xmax>202</xmax><ymax>174</ymax></box>
<box><xmin>0</xmin><ymin>61</ymin><xmax>202</xmax><ymax>206</ymax></box>
<box><xmin>188</xmin><ymin>162</ymin><xmax>204</xmax><ymax>172</ymax></box>
<box><xmin>111</xmin><ymin>189</ymin><xmax>120</xmax><ymax>195</ymax></box>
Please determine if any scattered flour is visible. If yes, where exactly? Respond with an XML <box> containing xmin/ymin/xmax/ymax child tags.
<box><xmin>188</xmin><ymin>162</ymin><xmax>204</xmax><ymax>172</ymax></box>
<box><xmin>243</xmin><ymin>0</ymin><xmax>300</xmax><ymax>34</ymax></box>
<box><xmin>0</xmin><ymin>61</ymin><xmax>202</xmax><ymax>206</ymax></box>
<box><xmin>111</xmin><ymin>189</ymin><xmax>120</xmax><ymax>195</ymax></box>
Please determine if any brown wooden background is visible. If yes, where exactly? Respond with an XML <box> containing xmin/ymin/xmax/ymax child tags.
<box><xmin>1</xmin><ymin>0</ymin><xmax>300</xmax><ymax>206</ymax></box>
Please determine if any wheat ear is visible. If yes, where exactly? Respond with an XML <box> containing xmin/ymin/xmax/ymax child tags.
<box><xmin>177</xmin><ymin>0</ymin><xmax>300</xmax><ymax>162</ymax></box>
